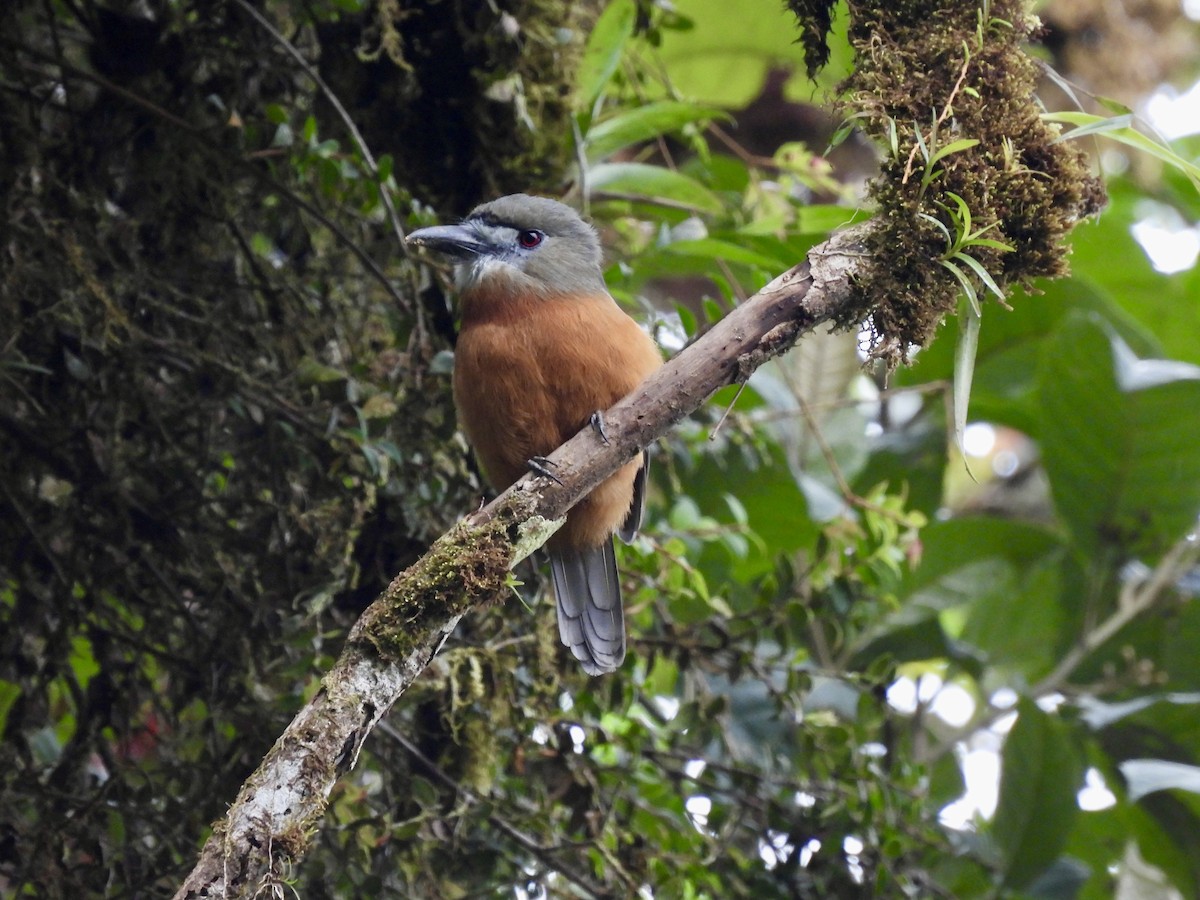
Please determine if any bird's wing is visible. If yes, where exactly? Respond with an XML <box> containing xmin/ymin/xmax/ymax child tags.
<box><xmin>550</xmin><ymin>542</ymin><xmax>624</xmax><ymax>676</ymax></box>
<box><xmin>617</xmin><ymin>450</ymin><xmax>649</xmax><ymax>544</ymax></box>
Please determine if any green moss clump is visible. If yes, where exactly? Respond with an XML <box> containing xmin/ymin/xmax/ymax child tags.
<box><xmin>788</xmin><ymin>0</ymin><xmax>1106</xmax><ymax>366</ymax></box>
<box><xmin>351</xmin><ymin>498</ymin><xmax>529</xmax><ymax>661</ymax></box>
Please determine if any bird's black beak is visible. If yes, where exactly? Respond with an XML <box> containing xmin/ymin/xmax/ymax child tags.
<box><xmin>405</xmin><ymin>224</ymin><xmax>489</xmax><ymax>260</ymax></box>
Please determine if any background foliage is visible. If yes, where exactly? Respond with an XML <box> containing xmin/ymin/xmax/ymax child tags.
<box><xmin>2</xmin><ymin>0</ymin><xmax>1200</xmax><ymax>897</ymax></box>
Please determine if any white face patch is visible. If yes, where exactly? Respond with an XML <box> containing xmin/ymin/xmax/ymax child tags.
<box><xmin>456</xmin><ymin>255</ymin><xmax>526</xmax><ymax>293</ymax></box>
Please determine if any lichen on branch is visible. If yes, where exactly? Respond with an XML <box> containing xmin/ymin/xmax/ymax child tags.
<box><xmin>787</xmin><ymin>0</ymin><xmax>1106</xmax><ymax>365</ymax></box>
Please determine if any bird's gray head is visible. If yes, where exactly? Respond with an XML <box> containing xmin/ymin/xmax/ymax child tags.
<box><xmin>406</xmin><ymin>194</ymin><xmax>606</xmax><ymax>297</ymax></box>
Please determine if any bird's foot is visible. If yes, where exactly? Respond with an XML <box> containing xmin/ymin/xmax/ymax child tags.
<box><xmin>589</xmin><ymin>410</ymin><xmax>610</xmax><ymax>445</ymax></box>
<box><xmin>526</xmin><ymin>456</ymin><xmax>563</xmax><ymax>485</ymax></box>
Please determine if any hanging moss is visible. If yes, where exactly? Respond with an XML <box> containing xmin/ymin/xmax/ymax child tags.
<box><xmin>317</xmin><ymin>0</ymin><xmax>600</xmax><ymax>215</ymax></box>
<box><xmin>787</xmin><ymin>0</ymin><xmax>1106</xmax><ymax>365</ymax></box>
<box><xmin>784</xmin><ymin>0</ymin><xmax>840</xmax><ymax>77</ymax></box>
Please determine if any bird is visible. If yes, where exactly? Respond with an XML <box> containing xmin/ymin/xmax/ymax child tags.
<box><xmin>406</xmin><ymin>194</ymin><xmax>663</xmax><ymax>675</ymax></box>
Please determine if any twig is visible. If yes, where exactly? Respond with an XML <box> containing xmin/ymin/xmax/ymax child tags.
<box><xmin>918</xmin><ymin>531</ymin><xmax>1200</xmax><ymax>765</ymax></box>
<box><xmin>1033</xmin><ymin>534</ymin><xmax>1200</xmax><ymax>697</ymax></box>
<box><xmin>230</xmin><ymin>0</ymin><xmax>410</xmax><ymax>253</ymax></box>
<box><xmin>379</xmin><ymin>723</ymin><xmax>604</xmax><ymax>900</ymax></box>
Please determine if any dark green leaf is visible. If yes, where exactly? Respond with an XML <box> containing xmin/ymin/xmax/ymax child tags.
<box><xmin>1025</xmin><ymin>856</ymin><xmax>1091</xmax><ymax>899</ymax></box>
<box><xmin>0</xmin><ymin>680</ymin><xmax>20</xmax><ymax>734</ymax></box>
<box><xmin>1038</xmin><ymin>312</ymin><xmax>1200</xmax><ymax>555</ymax></box>
<box><xmin>993</xmin><ymin>696</ymin><xmax>1084</xmax><ymax>889</ymax></box>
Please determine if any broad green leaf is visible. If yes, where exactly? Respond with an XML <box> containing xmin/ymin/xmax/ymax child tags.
<box><xmin>653</xmin><ymin>0</ymin><xmax>851</xmax><ymax>106</ymax></box>
<box><xmin>661</xmin><ymin>238</ymin><xmax>786</xmax><ymax>271</ymax></box>
<box><xmin>794</xmin><ymin>204</ymin><xmax>867</xmax><ymax>234</ymax></box>
<box><xmin>1069</xmin><ymin>178</ymin><xmax>1200</xmax><ymax>365</ymax></box>
<box><xmin>576</xmin><ymin>0</ymin><xmax>636</xmax><ymax>109</ymax></box>
<box><xmin>866</xmin><ymin>518</ymin><xmax>1071</xmax><ymax>676</ymax></box>
<box><xmin>588</xmin><ymin>163</ymin><xmax>723</xmax><ymax>213</ymax></box>
<box><xmin>1126</xmin><ymin>797</ymin><xmax>1200</xmax><ymax>897</ymax></box>
<box><xmin>958</xmin><ymin>556</ymin><xmax>1071</xmax><ymax>681</ymax></box>
<box><xmin>1038</xmin><ymin>312</ymin><xmax>1200</xmax><ymax>556</ymax></box>
<box><xmin>850</xmin><ymin>415</ymin><xmax>947</xmax><ymax>516</ymax></box>
<box><xmin>1067</xmin><ymin>597</ymin><xmax>1200</xmax><ymax>700</ymax></box>
<box><xmin>847</xmin><ymin>614</ymin><xmax>975</xmax><ymax>673</ymax></box>
<box><xmin>1120</xmin><ymin>760</ymin><xmax>1200</xmax><ymax>802</ymax></box>
<box><xmin>585</xmin><ymin>102</ymin><xmax>726</xmax><ymax>162</ymax></box>
<box><xmin>683</xmin><ymin>439</ymin><xmax>815</xmax><ymax>585</ymax></box>
<box><xmin>900</xmin><ymin>518</ymin><xmax>1066</xmax><ymax>601</ymax></box>
<box><xmin>1065</xmin><ymin>799</ymin><xmax>1200</xmax><ymax>899</ymax></box>
<box><xmin>994</xmin><ymin>696</ymin><xmax>1084</xmax><ymax>889</ymax></box>
<box><xmin>1084</xmin><ymin>693</ymin><xmax>1200</xmax><ymax>775</ymax></box>
<box><xmin>708</xmin><ymin>674</ymin><xmax>796</xmax><ymax>764</ymax></box>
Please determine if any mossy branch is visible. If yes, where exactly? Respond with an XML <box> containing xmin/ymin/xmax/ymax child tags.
<box><xmin>171</xmin><ymin>226</ymin><xmax>866</xmax><ymax>899</ymax></box>
<box><xmin>788</xmin><ymin>0</ymin><xmax>1105</xmax><ymax>365</ymax></box>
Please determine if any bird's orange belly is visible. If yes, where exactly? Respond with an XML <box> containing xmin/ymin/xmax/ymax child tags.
<box><xmin>453</xmin><ymin>293</ymin><xmax>661</xmax><ymax>550</ymax></box>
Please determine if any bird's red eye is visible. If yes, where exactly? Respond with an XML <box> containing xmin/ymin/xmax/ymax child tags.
<box><xmin>517</xmin><ymin>229</ymin><xmax>543</xmax><ymax>249</ymax></box>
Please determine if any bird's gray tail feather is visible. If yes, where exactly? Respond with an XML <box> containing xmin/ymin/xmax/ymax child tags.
<box><xmin>617</xmin><ymin>451</ymin><xmax>649</xmax><ymax>544</ymax></box>
<box><xmin>550</xmin><ymin>541</ymin><xmax>624</xmax><ymax>676</ymax></box>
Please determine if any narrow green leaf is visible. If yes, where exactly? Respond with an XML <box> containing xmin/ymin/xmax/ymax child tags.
<box><xmin>944</xmin><ymin>190</ymin><xmax>972</xmax><ymax>234</ymax></box>
<box><xmin>965</xmin><ymin>236</ymin><xmax>1015</xmax><ymax>252</ymax></box>
<box><xmin>928</xmin><ymin>137</ymin><xmax>981</xmax><ymax>167</ymax></box>
<box><xmin>918</xmin><ymin>212</ymin><xmax>952</xmax><ymax>245</ymax></box>
<box><xmin>576</xmin><ymin>0</ymin><xmax>636</xmax><ymax>109</ymax></box>
<box><xmin>952</xmin><ymin>293</ymin><xmax>981</xmax><ymax>461</ymax></box>
<box><xmin>1046</xmin><ymin>111</ymin><xmax>1135</xmax><ymax>140</ymax></box>
<box><xmin>994</xmin><ymin>696</ymin><xmax>1084</xmax><ymax>889</ymax></box>
<box><xmin>953</xmin><ymin>251</ymin><xmax>1007</xmax><ymax>301</ymax></box>
<box><xmin>585</xmin><ymin>102</ymin><xmax>726</xmax><ymax>162</ymax></box>
<box><xmin>913</xmin><ymin>122</ymin><xmax>929</xmax><ymax>160</ymax></box>
<box><xmin>1043</xmin><ymin>111</ymin><xmax>1200</xmax><ymax>189</ymax></box>
<box><xmin>588</xmin><ymin>162</ymin><xmax>723</xmax><ymax>213</ymax></box>
<box><xmin>942</xmin><ymin>259</ymin><xmax>981</xmax><ymax>316</ymax></box>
